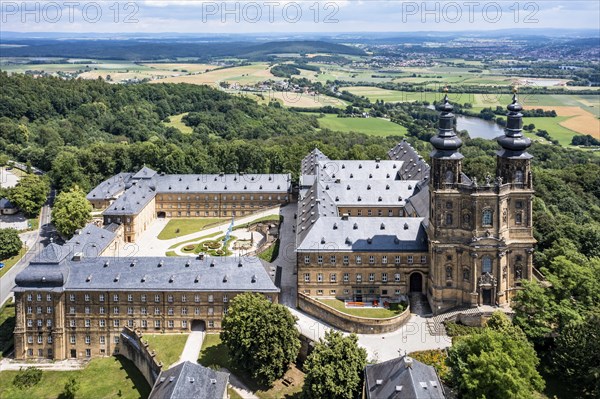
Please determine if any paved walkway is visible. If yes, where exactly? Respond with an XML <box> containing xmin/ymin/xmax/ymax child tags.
<box><xmin>0</xmin><ymin>358</ymin><xmax>85</xmax><ymax>371</ymax></box>
<box><xmin>224</xmin><ymin>368</ymin><xmax>260</xmax><ymax>399</ymax></box>
<box><xmin>174</xmin><ymin>331</ymin><xmax>205</xmax><ymax>366</ymax></box>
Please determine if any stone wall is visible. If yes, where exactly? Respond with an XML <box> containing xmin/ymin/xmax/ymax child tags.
<box><xmin>297</xmin><ymin>294</ymin><xmax>411</xmax><ymax>334</ymax></box>
<box><xmin>119</xmin><ymin>327</ymin><xmax>163</xmax><ymax>386</ymax></box>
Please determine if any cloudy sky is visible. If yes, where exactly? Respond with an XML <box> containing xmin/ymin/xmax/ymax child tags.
<box><xmin>1</xmin><ymin>0</ymin><xmax>598</xmax><ymax>33</ymax></box>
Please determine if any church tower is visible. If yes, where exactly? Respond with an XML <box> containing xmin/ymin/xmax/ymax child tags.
<box><xmin>427</xmin><ymin>91</ymin><xmax>535</xmax><ymax>314</ymax></box>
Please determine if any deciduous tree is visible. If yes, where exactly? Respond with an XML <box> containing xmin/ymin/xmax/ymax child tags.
<box><xmin>220</xmin><ymin>293</ymin><xmax>300</xmax><ymax>386</ymax></box>
<box><xmin>302</xmin><ymin>331</ymin><xmax>367</xmax><ymax>399</ymax></box>
<box><xmin>447</xmin><ymin>329</ymin><xmax>544</xmax><ymax>399</ymax></box>
<box><xmin>7</xmin><ymin>174</ymin><xmax>49</xmax><ymax>217</ymax></box>
<box><xmin>0</xmin><ymin>228</ymin><xmax>22</xmax><ymax>260</ymax></box>
<box><xmin>52</xmin><ymin>187</ymin><xmax>92</xmax><ymax>238</ymax></box>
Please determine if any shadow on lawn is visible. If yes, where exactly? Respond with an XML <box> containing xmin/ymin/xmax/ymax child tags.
<box><xmin>115</xmin><ymin>355</ymin><xmax>152</xmax><ymax>398</ymax></box>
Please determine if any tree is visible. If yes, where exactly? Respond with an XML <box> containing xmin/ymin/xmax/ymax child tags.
<box><xmin>62</xmin><ymin>376</ymin><xmax>80</xmax><ymax>399</ymax></box>
<box><xmin>552</xmin><ymin>310</ymin><xmax>600</xmax><ymax>398</ymax></box>
<box><xmin>0</xmin><ymin>228</ymin><xmax>22</xmax><ymax>260</ymax></box>
<box><xmin>52</xmin><ymin>187</ymin><xmax>92</xmax><ymax>238</ymax></box>
<box><xmin>447</xmin><ymin>329</ymin><xmax>544</xmax><ymax>399</ymax></box>
<box><xmin>220</xmin><ymin>293</ymin><xmax>300</xmax><ymax>386</ymax></box>
<box><xmin>7</xmin><ymin>174</ymin><xmax>49</xmax><ymax>217</ymax></box>
<box><xmin>12</xmin><ymin>367</ymin><xmax>42</xmax><ymax>389</ymax></box>
<box><xmin>302</xmin><ymin>331</ymin><xmax>367</xmax><ymax>399</ymax></box>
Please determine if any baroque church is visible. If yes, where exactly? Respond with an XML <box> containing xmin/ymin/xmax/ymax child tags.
<box><xmin>296</xmin><ymin>93</ymin><xmax>535</xmax><ymax>314</ymax></box>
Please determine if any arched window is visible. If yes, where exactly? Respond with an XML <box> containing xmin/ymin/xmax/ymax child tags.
<box><xmin>515</xmin><ymin>169</ymin><xmax>524</xmax><ymax>183</ymax></box>
<box><xmin>446</xmin><ymin>213</ymin><xmax>453</xmax><ymax>226</ymax></box>
<box><xmin>463</xmin><ymin>268</ymin><xmax>470</xmax><ymax>281</ymax></box>
<box><xmin>482</xmin><ymin>209</ymin><xmax>493</xmax><ymax>226</ymax></box>
<box><xmin>445</xmin><ymin>170</ymin><xmax>454</xmax><ymax>183</ymax></box>
<box><xmin>446</xmin><ymin>266</ymin><xmax>453</xmax><ymax>280</ymax></box>
<box><xmin>482</xmin><ymin>256</ymin><xmax>492</xmax><ymax>274</ymax></box>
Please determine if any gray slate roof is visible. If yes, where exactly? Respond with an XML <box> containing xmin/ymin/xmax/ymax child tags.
<box><xmin>301</xmin><ymin>147</ymin><xmax>330</xmax><ymax>176</ymax></box>
<box><xmin>64</xmin><ymin>224</ymin><xmax>116</xmax><ymax>258</ymax></box>
<box><xmin>155</xmin><ymin>174</ymin><xmax>291</xmax><ymax>194</ymax></box>
<box><xmin>323</xmin><ymin>180</ymin><xmax>420</xmax><ymax>207</ymax></box>
<box><xmin>296</xmin><ymin>217</ymin><xmax>427</xmax><ymax>252</ymax></box>
<box><xmin>63</xmin><ymin>256</ymin><xmax>278</xmax><ymax>292</ymax></box>
<box><xmin>133</xmin><ymin>166</ymin><xmax>157</xmax><ymax>180</ymax></box>
<box><xmin>86</xmin><ymin>173</ymin><xmax>133</xmax><ymax>202</ymax></box>
<box><xmin>149</xmin><ymin>361</ymin><xmax>229</xmax><ymax>399</ymax></box>
<box><xmin>102</xmin><ymin>180</ymin><xmax>157</xmax><ymax>216</ymax></box>
<box><xmin>317</xmin><ymin>160</ymin><xmax>402</xmax><ymax>182</ymax></box>
<box><xmin>15</xmin><ymin>244</ymin><xmax>70</xmax><ymax>289</ymax></box>
<box><xmin>388</xmin><ymin>139</ymin><xmax>431</xmax><ymax>181</ymax></box>
<box><xmin>365</xmin><ymin>356</ymin><xmax>446</xmax><ymax>399</ymax></box>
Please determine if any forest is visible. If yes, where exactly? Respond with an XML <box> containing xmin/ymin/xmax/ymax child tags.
<box><xmin>1</xmin><ymin>72</ymin><xmax>599</xmax><ymax>396</ymax></box>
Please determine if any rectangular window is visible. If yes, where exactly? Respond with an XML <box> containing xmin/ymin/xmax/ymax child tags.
<box><xmin>182</xmin><ymin>307</ymin><xmax>188</xmax><ymax>315</ymax></box>
<box><xmin>421</xmin><ymin>255</ymin><xmax>427</xmax><ymax>264</ymax></box>
<box><xmin>208</xmin><ymin>321</ymin><xmax>215</xmax><ymax>328</ymax></box>
<box><xmin>355</xmin><ymin>256</ymin><xmax>362</xmax><ymax>265</ymax></box>
<box><xmin>127</xmin><ymin>294</ymin><xmax>133</xmax><ymax>302</ymax></box>
<box><xmin>99</xmin><ymin>307</ymin><xmax>105</xmax><ymax>314</ymax></box>
<box><xmin>85</xmin><ymin>319</ymin><xmax>90</xmax><ymax>327</ymax></box>
<box><xmin>195</xmin><ymin>307</ymin><xmax>200</xmax><ymax>315</ymax></box>
<box><xmin>99</xmin><ymin>320</ymin><xmax>106</xmax><ymax>327</ymax></box>
<box><xmin>113</xmin><ymin>294</ymin><xmax>119</xmax><ymax>302</ymax></box>
<box><xmin>395</xmin><ymin>256</ymin><xmax>401</xmax><ymax>264</ymax></box>
<box><xmin>70</xmin><ymin>335</ymin><xmax>75</xmax><ymax>344</ymax></box>
<box><xmin>27</xmin><ymin>294</ymin><xmax>32</xmax><ymax>301</ymax></box>
<box><xmin>343</xmin><ymin>273</ymin><xmax>349</xmax><ymax>283</ymax></box>
<box><xmin>317</xmin><ymin>256</ymin><xmax>323</xmax><ymax>265</ymax></box>
<box><xmin>317</xmin><ymin>290</ymin><xmax>323</xmax><ymax>295</ymax></box>
<box><xmin>47</xmin><ymin>307</ymin><xmax>52</xmax><ymax>314</ymax></box>
<box><xmin>181</xmin><ymin>295</ymin><xmax>187</xmax><ymax>303</ymax></box>
<box><xmin>46</xmin><ymin>294</ymin><xmax>51</xmax><ymax>302</ymax></box>
<box><xmin>382</xmin><ymin>273</ymin><xmax>388</xmax><ymax>282</ymax></box>
<box><xmin>84</xmin><ymin>294</ymin><xmax>90</xmax><ymax>302</ymax></box>
<box><xmin>27</xmin><ymin>319</ymin><xmax>33</xmax><ymax>327</ymax></box>
<box><xmin>114</xmin><ymin>336</ymin><xmax>120</xmax><ymax>344</ymax></box>
<box><xmin>304</xmin><ymin>273</ymin><xmax>310</xmax><ymax>283</ymax></box>
<box><xmin>369</xmin><ymin>255</ymin><xmax>375</xmax><ymax>264</ymax></box>
<box><xmin>69</xmin><ymin>307</ymin><xmax>75</xmax><ymax>315</ymax></box>
<box><xmin>28</xmin><ymin>336</ymin><xmax>33</xmax><ymax>344</ymax></box>
<box><xmin>382</xmin><ymin>256</ymin><xmax>388</xmax><ymax>264</ymax></box>
<box><xmin>113</xmin><ymin>307</ymin><xmax>119</xmax><ymax>315</ymax></box>
<box><xmin>86</xmin><ymin>349</ymin><xmax>91</xmax><ymax>358</ymax></box>
<box><xmin>128</xmin><ymin>320</ymin><xmax>133</xmax><ymax>328</ymax></box>
<box><xmin>154</xmin><ymin>307</ymin><xmax>160</xmax><ymax>315</ymax></box>
<box><xmin>343</xmin><ymin>256</ymin><xmax>349</xmax><ymax>265</ymax></box>
<box><xmin>223</xmin><ymin>295</ymin><xmax>228</xmax><ymax>303</ymax></box>
<box><xmin>141</xmin><ymin>294</ymin><xmax>146</xmax><ymax>302</ymax></box>
<box><xmin>317</xmin><ymin>273</ymin><xmax>323</xmax><ymax>282</ymax></box>
<box><xmin>37</xmin><ymin>335</ymin><xmax>43</xmax><ymax>344</ymax></box>
<box><xmin>85</xmin><ymin>306</ymin><xmax>90</xmax><ymax>314</ymax></box>
<box><xmin>330</xmin><ymin>273</ymin><xmax>337</xmax><ymax>283</ymax></box>
<box><xmin>407</xmin><ymin>256</ymin><xmax>413</xmax><ymax>264</ymax></box>
<box><xmin>369</xmin><ymin>273</ymin><xmax>375</xmax><ymax>282</ymax></box>
<box><xmin>99</xmin><ymin>294</ymin><xmax>105</xmax><ymax>302</ymax></box>
<box><xmin>27</xmin><ymin>306</ymin><xmax>32</xmax><ymax>314</ymax></box>
<box><xmin>141</xmin><ymin>320</ymin><xmax>147</xmax><ymax>328</ymax></box>
<box><xmin>194</xmin><ymin>295</ymin><xmax>200</xmax><ymax>303</ymax></box>
<box><xmin>100</xmin><ymin>336</ymin><xmax>106</xmax><ymax>344</ymax></box>
<box><xmin>155</xmin><ymin>295</ymin><xmax>160</xmax><ymax>303</ymax></box>
<box><xmin>330</xmin><ymin>255</ymin><xmax>336</xmax><ymax>264</ymax></box>
<box><xmin>47</xmin><ymin>336</ymin><xmax>52</xmax><ymax>344</ymax></box>
<box><xmin>37</xmin><ymin>306</ymin><xmax>42</xmax><ymax>314</ymax></box>
<box><xmin>182</xmin><ymin>320</ymin><xmax>188</xmax><ymax>329</ymax></box>
<box><xmin>395</xmin><ymin>273</ymin><xmax>401</xmax><ymax>282</ymax></box>
<box><xmin>168</xmin><ymin>320</ymin><xmax>174</xmax><ymax>328</ymax></box>
<box><xmin>167</xmin><ymin>295</ymin><xmax>173</xmax><ymax>303</ymax></box>
<box><xmin>127</xmin><ymin>307</ymin><xmax>133</xmax><ymax>315</ymax></box>
<box><xmin>168</xmin><ymin>308</ymin><xmax>174</xmax><ymax>316</ymax></box>
<box><xmin>37</xmin><ymin>319</ymin><xmax>42</xmax><ymax>327</ymax></box>
<box><xmin>85</xmin><ymin>336</ymin><xmax>91</xmax><ymax>344</ymax></box>
<box><xmin>356</xmin><ymin>274</ymin><xmax>362</xmax><ymax>283</ymax></box>
<box><xmin>208</xmin><ymin>295</ymin><xmax>214</xmax><ymax>303</ymax></box>
<box><xmin>304</xmin><ymin>256</ymin><xmax>310</xmax><ymax>265</ymax></box>
<box><xmin>69</xmin><ymin>294</ymin><xmax>75</xmax><ymax>302</ymax></box>
<box><xmin>47</xmin><ymin>319</ymin><xmax>52</xmax><ymax>327</ymax></box>
<box><xmin>113</xmin><ymin>320</ymin><xmax>120</xmax><ymax>327</ymax></box>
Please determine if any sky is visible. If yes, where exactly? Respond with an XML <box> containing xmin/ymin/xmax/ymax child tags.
<box><xmin>0</xmin><ymin>0</ymin><xmax>599</xmax><ymax>34</ymax></box>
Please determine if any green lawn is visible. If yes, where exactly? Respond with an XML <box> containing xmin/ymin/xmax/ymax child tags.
<box><xmin>316</xmin><ymin>114</ymin><xmax>408</xmax><ymax>137</ymax></box>
<box><xmin>142</xmin><ymin>334</ymin><xmax>188</xmax><ymax>369</ymax></box>
<box><xmin>0</xmin><ymin>356</ymin><xmax>150</xmax><ymax>399</ymax></box>
<box><xmin>168</xmin><ymin>231</ymin><xmax>221</xmax><ymax>250</ymax></box>
<box><xmin>164</xmin><ymin>113</ymin><xmax>194</xmax><ymax>135</ymax></box>
<box><xmin>522</xmin><ymin>116</ymin><xmax>579</xmax><ymax>146</ymax></box>
<box><xmin>258</xmin><ymin>239</ymin><xmax>280</xmax><ymax>263</ymax></box>
<box><xmin>0</xmin><ymin>247</ymin><xmax>27</xmax><ymax>279</ymax></box>
<box><xmin>0</xmin><ymin>301</ymin><xmax>16</xmax><ymax>358</ymax></box>
<box><xmin>199</xmin><ymin>334</ymin><xmax>304</xmax><ymax>399</ymax></box>
<box><xmin>158</xmin><ymin>218</ymin><xmax>226</xmax><ymax>240</ymax></box>
<box><xmin>233</xmin><ymin>214</ymin><xmax>282</xmax><ymax>230</ymax></box>
<box><xmin>319</xmin><ymin>299</ymin><xmax>404</xmax><ymax>319</ymax></box>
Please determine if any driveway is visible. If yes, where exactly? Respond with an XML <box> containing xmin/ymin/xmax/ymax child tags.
<box><xmin>174</xmin><ymin>331</ymin><xmax>205</xmax><ymax>366</ymax></box>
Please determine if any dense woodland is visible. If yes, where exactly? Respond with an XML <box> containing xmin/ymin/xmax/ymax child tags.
<box><xmin>1</xmin><ymin>73</ymin><xmax>599</xmax><ymax>396</ymax></box>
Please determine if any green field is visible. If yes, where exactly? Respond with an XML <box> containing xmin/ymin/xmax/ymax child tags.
<box><xmin>0</xmin><ymin>356</ymin><xmax>150</xmax><ymax>399</ymax></box>
<box><xmin>0</xmin><ymin>301</ymin><xmax>15</xmax><ymax>358</ymax></box>
<box><xmin>158</xmin><ymin>218</ymin><xmax>226</xmax><ymax>240</ymax></box>
<box><xmin>0</xmin><ymin>247</ymin><xmax>27</xmax><ymax>278</ymax></box>
<box><xmin>142</xmin><ymin>334</ymin><xmax>188</xmax><ymax>368</ymax></box>
<box><xmin>164</xmin><ymin>113</ymin><xmax>193</xmax><ymax>135</ymax></box>
<box><xmin>315</xmin><ymin>114</ymin><xmax>408</xmax><ymax>137</ymax></box>
<box><xmin>319</xmin><ymin>299</ymin><xmax>404</xmax><ymax>319</ymax></box>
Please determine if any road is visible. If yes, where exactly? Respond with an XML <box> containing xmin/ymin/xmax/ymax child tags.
<box><xmin>0</xmin><ymin>190</ymin><xmax>56</xmax><ymax>307</ymax></box>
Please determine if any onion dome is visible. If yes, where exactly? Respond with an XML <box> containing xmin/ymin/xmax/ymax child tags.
<box><xmin>497</xmin><ymin>92</ymin><xmax>532</xmax><ymax>156</ymax></box>
<box><xmin>430</xmin><ymin>94</ymin><xmax>464</xmax><ymax>159</ymax></box>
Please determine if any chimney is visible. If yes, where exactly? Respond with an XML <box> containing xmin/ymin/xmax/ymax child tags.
<box><xmin>405</xmin><ymin>356</ymin><xmax>413</xmax><ymax>369</ymax></box>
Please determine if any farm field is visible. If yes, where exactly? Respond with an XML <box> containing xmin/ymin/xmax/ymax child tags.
<box><xmin>142</xmin><ymin>63</ymin><xmax>219</xmax><ymax>73</ymax></box>
<box><xmin>246</xmin><ymin>90</ymin><xmax>347</xmax><ymax>108</ymax></box>
<box><xmin>151</xmin><ymin>63</ymin><xmax>275</xmax><ymax>86</ymax></box>
<box><xmin>315</xmin><ymin>114</ymin><xmax>408</xmax><ymax>137</ymax></box>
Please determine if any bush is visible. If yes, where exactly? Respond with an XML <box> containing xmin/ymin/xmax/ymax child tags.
<box><xmin>182</xmin><ymin>244</ymin><xmax>196</xmax><ymax>252</ymax></box>
<box><xmin>388</xmin><ymin>302</ymin><xmax>406</xmax><ymax>312</ymax></box>
<box><xmin>409</xmin><ymin>349</ymin><xmax>450</xmax><ymax>382</ymax></box>
<box><xmin>13</xmin><ymin>367</ymin><xmax>42</xmax><ymax>389</ymax></box>
<box><xmin>444</xmin><ymin>321</ymin><xmax>485</xmax><ymax>337</ymax></box>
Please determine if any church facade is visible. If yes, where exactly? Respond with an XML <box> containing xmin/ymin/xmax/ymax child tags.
<box><xmin>296</xmin><ymin>94</ymin><xmax>535</xmax><ymax>314</ymax></box>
